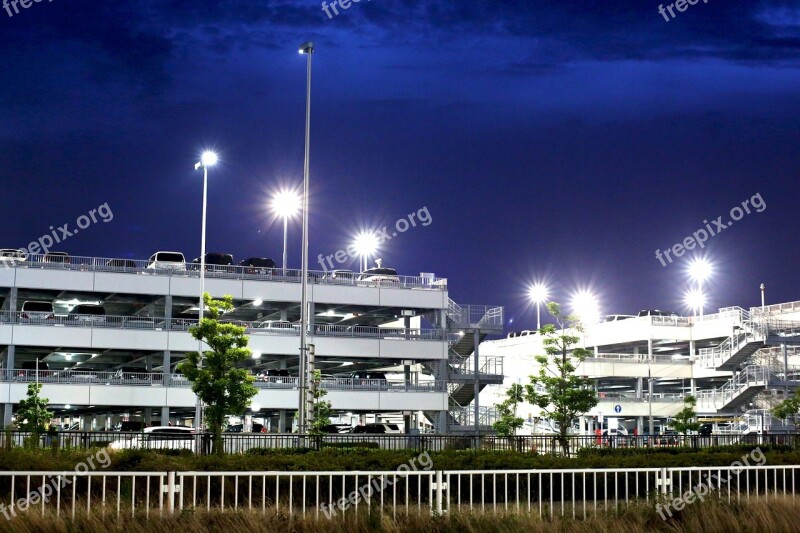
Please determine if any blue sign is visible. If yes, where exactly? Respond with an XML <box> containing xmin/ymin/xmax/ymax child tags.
<box><xmin>614</xmin><ymin>405</ymin><xmax>622</xmax><ymax>414</ymax></box>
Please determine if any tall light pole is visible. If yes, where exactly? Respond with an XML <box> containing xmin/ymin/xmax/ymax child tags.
<box><xmin>528</xmin><ymin>283</ymin><xmax>548</xmax><ymax>330</ymax></box>
<box><xmin>760</xmin><ymin>283</ymin><xmax>766</xmax><ymax>315</ymax></box>
<box><xmin>298</xmin><ymin>41</ymin><xmax>314</xmax><ymax>434</ymax></box>
<box><xmin>688</xmin><ymin>257</ymin><xmax>712</xmax><ymax>317</ymax></box>
<box><xmin>193</xmin><ymin>150</ymin><xmax>218</xmax><ymax>429</ymax></box>
<box><xmin>685</xmin><ymin>288</ymin><xmax>705</xmax><ymax>318</ymax></box>
<box><xmin>271</xmin><ymin>190</ymin><xmax>301</xmax><ymax>276</ymax></box>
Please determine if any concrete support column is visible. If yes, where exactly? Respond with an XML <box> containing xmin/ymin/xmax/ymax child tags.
<box><xmin>2</xmin><ymin>404</ymin><xmax>12</xmax><ymax>428</ymax></box>
<box><xmin>144</xmin><ymin>410</ymin><xmax>152</xmax><ymax>426</ymax></box>
<box><xmin>690</xmin><ymin>378</ymin><xmax>696</xmax><ymax>396</ymax></box>
<box><xmin>161</xmin><ymin>407</ymin><xmax>170</xmax><ymax>426</ymax></box>
<box><xmin>8</xmin><ymin>287</ymin><xmax>17</xmax><ymax>323</ymax></box>
<box><xmin>473</xmin><ymin>328</ymin><xmax>480</xmax><ymax>435</ymax></box>
<box><xmin>637</xmin><ymin>417</ymin><xmax>644</xmax><ymax>435</ymax></box>
<box><xmin>689</xmin><ymin>340</ymin><xmax>696</xmax><ymax>359</ymax></box>
<box><xmin>636</xmin><ymin>377</ymin><xmax>643</xmax><ymax>401</ymax></box>
<box><xmin>162</xmin><ymin>351</ymin><xmax>171</xmax><ymax>386</ymax></box>
<box><xmin>6</xmin><ymin>345</ymin><xmax>15</xmax><ymax>372</ymax></box>
<box><xmin>164</xmin><ymin>295</ymin><xmax>173</xmax><ymax>328</ymax></box>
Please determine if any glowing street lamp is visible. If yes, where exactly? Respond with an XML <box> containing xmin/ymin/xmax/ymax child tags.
<box><xmin>528</xmin><ymin>283</ymin><xmax>549</xmax><ymax>330</ymax></box>
<box><xmin>353</xmin><ymin>232</ymin><xmax>379</xmax><ymax>272</ymax></box>
<box><xmin>684</xmin><ymin>289</ymin><xmax>705</xmax><ymax>317</ymax></box>
<box><xmin>193</xmin><ymin>149</ymin><xmax>218</xmax><ymax>429</ymax></box>
<box><xmin>271</xmin><ymin>189</ymin><xmax>301</xmax><ymax>275</ymax></box>
<box><xmin>687</xmin><ymin>257</ymin><xmax>713</xmax><ymax>316</ymax></box>
<box><xmin>571</xmin><ymin>290</ymin><xmax>600</xmax><ymax>325</ymax></box>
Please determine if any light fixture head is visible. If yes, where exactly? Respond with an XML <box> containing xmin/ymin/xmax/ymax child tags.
<box><xmin>529</xmin><ymin>283</ymin><xmax>549</xmax><ymax>304</ymax></box>
<box><xmin>687</xmin><ymin>257</ymin><xmax>713</xmax><ymax>283</ymax></box>
<box><xmin>200</xmin><ymin>151</ymin><xmax>218</xmax><ymax>167</ymax></box>
<box><xmin>299</xmin><ymin>41</ymin><xmax>314</xmax><ymax>54</ymax></box>
<box><xmin>271</xmin><ymin>189</ymin><xmax>302</xmax><ymax>219</ymax></box>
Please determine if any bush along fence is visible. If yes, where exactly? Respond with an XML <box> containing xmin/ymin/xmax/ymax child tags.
<box><xmin>3</xmin><ymin>430</ymin><xmax>800</xmax><ymax>455</ymax></box>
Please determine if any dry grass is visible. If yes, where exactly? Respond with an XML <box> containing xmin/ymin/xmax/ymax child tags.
<box><xmin>0</xmin><ymin>496</ymin><xmax>798</xmax><ymax>532</ymax></box>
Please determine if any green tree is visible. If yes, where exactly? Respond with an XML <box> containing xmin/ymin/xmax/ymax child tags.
<box><xmin>178</xmin><ymin>293</ymin><xmax>258</xmax><ymax>455</ymax></box>
<box><xmin>671</xmin><ymin>395</ymin><xmax>700</xmax><ymax>433</ymax></box>
<box><xmin>524</xmin><ymin>303</ymin><xmax>598</xmax><ymax>455</ymax></box>
<box><xmin>308</xmin><ymin>370</ymin><xmax>334</xmax><ymax>436</ymax></box>
<box><xmin>492</xmin><ymin>383</ymin><xmax>525</xmax><ymax>437</ymax></box>
<box><xmin>772</xmin><ymin>395</ymin><xmax>800</xmax><ymax>426</ymax></box>
<box><xmin>16</xmin><ymin>383</ymin><xmax>52</xmax><ymax>442</ymax></box>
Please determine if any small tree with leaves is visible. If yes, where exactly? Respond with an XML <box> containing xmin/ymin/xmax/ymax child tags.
<box><xmin>773</xmin><ymin>395</ymin><xmax>800</xmax><ymax>427</ymax></box>
<box><xmin>671</xmin><ymin>395</ymin><xmax>701</xmax><ymax>435</ymax></box>
<box><xmin>178</xmin><ymin>293</ymin><xmax>258</xmax><ymax>455</ymax></box>
<box><xmin>16</xmin><ymin>383</ymin><xmax>52</xmax><ymax>446</ymax></box>
<box><xmin>492</xmin><ymin>383</ymin><xmax>525</xmax><ymax>437</ymax></box>
<box><xmin>524</xmin><ymin>303</ymin><xmax>598</xmax><ymax>455</ymax></box>
<box><xmin>308</xmin><ymin>370</ymin><xmax>334</xmax><ymax>437</ymax></box>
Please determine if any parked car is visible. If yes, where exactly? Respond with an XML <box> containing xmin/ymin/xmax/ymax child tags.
<box><xmin>325</xmin><ymin>269</ymin><xmax>356</xmax><ymax>283</ymax></box>
<box><xmin>108</xmin><ymin>426</ymin><xmax>197</xmax><ymax>450</ymax></box>
<box><xmin>191</xmin><ymin>253</ymin><xmax>234</xmax><ymax>272</ymax></box>
<box><xmin>357</xmin><ymin>267</ymin><xmax>400</xmax><ymax>286</ymax></box>
<box><xmin>637</xmin><ymin>310</ymin><xmax>679</xmax><ymax>318</ymax></box>
<box><xmin>254</xmin><ymin>320</ymin><xmax>299</xmax><ymax>333</ymax></box>
<box><xmin>43</xmin><ymin>252</ymin><xmax>70</xmax><ymax>264</ymax></box>
<box><xmin>106</xmin><ymin>258</ymin><xmax>137</xmax><ymax>270</ymax></box>
<box><xmin>0</xmin><ymin>249</ymin><xmax>26</xmax><ymax>265</ymax></box>
<box><xmin>112</xmin><ymin>421</ymin><xmax>146</xmax><ymax>432</ymax></box>
<box><xmin>239</xmin><ymin>257</ymin><xmax>276</xmax><ymax>275</ymax></box>
<box><xmin>145</xmin><ymin>251</ymin><xmax>186</xmax><ymax>272</ymax></box>
<box><xmin>320</xmin><ymin>424</ymin><xmax>352</xmax><ymax>434</ymax></box>
<box><xmin>350</xmin><ymin>423</ymin><xmax>402</xmax><ymax>434</ymax></box>
<box><xmin>20</xmin><ymin>301</ymin><xmax>55</xmax><ymax>323</ymax></box>
<box><xmin>256</xmin><ymin>369</ymin><xmax>292</xmax><ymax>383</ymax></box>
<box><xmin>68</xmin><ymin>304</ymin><xmax>106</xmax><ymax>324</ymax></box>
<box><xmin>656</xmin><ymin>430</ymin><xmax>680</xmax><ymax>446</ymax></box>
<box><xmin>225</xmin><ymin>422</ymin><xmax>265</xmax><ymax>433</ymax></box>
<box><xmin>604</xmin><ymin>314</ymin><xmax>635</xmax><ymax>322</ymax></box>
<box><xmin>350</xmin><ymin>371</ymin><xmax>389</xmax><ymax>389</ymax></box>
<box><xmin>16</xmin><ymin>360</ymin><xmax>50</xmax><ymax>380</ymax></box>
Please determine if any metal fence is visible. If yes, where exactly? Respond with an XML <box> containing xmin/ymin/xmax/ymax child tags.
<box><xmin>4</xmin><ymin>432</ymin><xmax>800</xmax><ymax>455</ymax></box>
<box><xmin>0</xmin><ymin>254</ymin><xmax>448</xmax><ymax>290</ymax></box>
<box><xmin>0</xmin><ymin>465</ymin><xmax>796</xmax><ymax>520</ymax></box>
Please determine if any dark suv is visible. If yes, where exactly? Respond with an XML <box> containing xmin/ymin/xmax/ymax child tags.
<box><xmin>191</xmin><ymin>253</ymin><xmax>234</xmax><ymax>273</ymax></box>
<box><xmin>350</xmin><ymin>371</ymin><xmax>389</xmax><ymax>389</ymax></box>
<box><xmin>239</xmin><ymin>257</ymin><xmax>276</xmax><ymax>275</ymax></box>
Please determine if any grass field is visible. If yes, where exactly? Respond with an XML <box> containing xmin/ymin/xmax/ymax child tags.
<box><xmin>0</xmin><ymin>497</ymin><xmax>796</xmax><ymax>532</ymax></box>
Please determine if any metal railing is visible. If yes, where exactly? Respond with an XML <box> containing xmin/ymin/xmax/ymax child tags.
<box><xmin>586</xmin><ymin>353</ymin><xmax>688</xmax><ymax>363</ymax></box>
<box><xmin>696</xmin><ymin>321</ymin><xmax>767</xmax><ymax>368</ymax></box>
<box><xmin>446</xmin><ymin>300</ymin><xmax>504</xmax><ymax>330</ymax></box>
<box><xmin>0</xmin><ymin>312</ymin><xmax>445</xmax><ymax>341</ymax></box>
<box><xmin>0</xmin><ymin>370</ymin><xmax>447</xmax><ymax>393</ymax></box>
<box><xmin>696</xmin><ymin>365</ymin><xmax>771</xmax><ymax>409</ymax></box>
<box><xmin>1</xmin><ymin>462</ymin><xmax>798</xmax><ymax>519</ymax></box>
<box><xmin>453</xmin><ymin>355</ymin><xmax>504</xmax><ymax>377</ymax></box>
<box><xmin>752</xmin><ymin>300</ymin><xmax>800</xmax><ymax>317</ymax></box>
<box><xmin>3</xmin><ymin>431</ymin><xmax>800</xmax><ymax>455</ymax></box>
<box><xmin>1</xmin><ymin>253</ymin><xmax>448</xmax><ymax>290</ymax></box>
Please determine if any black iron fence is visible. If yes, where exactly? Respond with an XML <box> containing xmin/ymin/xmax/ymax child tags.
<box><xmin>3</xmin><ymin>430</ymin><xmax>800</xmax><ymax>455</ymax></box>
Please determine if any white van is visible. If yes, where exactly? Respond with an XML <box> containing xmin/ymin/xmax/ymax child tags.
<box><xmin>146</xmin><ymin>251</ymin><xmax>186</xmax><ymax>272</ymax></box>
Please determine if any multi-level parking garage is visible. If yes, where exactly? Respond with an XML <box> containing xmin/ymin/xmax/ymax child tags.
<box><xmin>0</xmin><ymin>254</ymin><xmax>503</xmax><ymax>434</ymax></box>
<box><xmin>480</xmin><ymin>302</ymin><xmax>800</xmax><ymax>435</ymax></box>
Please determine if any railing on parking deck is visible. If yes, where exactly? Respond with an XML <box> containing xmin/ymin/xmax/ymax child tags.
<box><xmin>0</xmin><ymin>253</ymin><xmax>447</xmax><ymax>290</ymax></box>
<box><xmin>0</xmin><ymin>370</ymin><xmax>446</xmax><ymax>392</ymax></box>
<box><xmin>0</xmin><ymin>312</ymin><xmax>445</xmax><ymax>340</ymax></box>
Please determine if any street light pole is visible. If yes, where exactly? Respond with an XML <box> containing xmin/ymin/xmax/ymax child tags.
<box><xmin>282</xmin><ymin>215</ymin><xmax>289</xmax><ymax>276</ymax></box>
<box><xmin>298</xmin><ymin>42</ymin><xmax>314</xmax><ymax>434</ymax></box>
<box><xmin>193</xmin><ymin>150</ymin><xmax>217</xmax><ymax>430</ymax></box>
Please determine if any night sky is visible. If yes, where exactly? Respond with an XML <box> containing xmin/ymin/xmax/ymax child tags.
<box><xmin>2</xmin><ymin>1</ymin><xmax>799</xmax><ymax>328</ymax></box>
